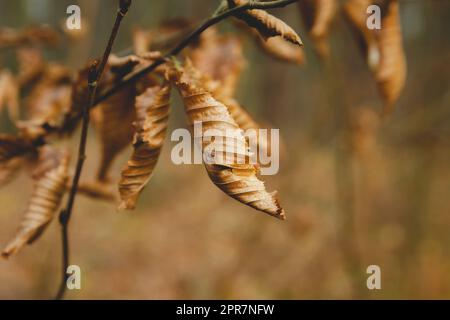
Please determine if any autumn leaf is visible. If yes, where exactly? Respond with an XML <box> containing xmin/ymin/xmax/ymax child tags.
<box><xmin>118</xmin><ymin>82</ymin><xmax>171</xmax><ymax>210</ymax></box>
<box><xmin>92</xmin><ymin>83</ymin><xmax>137</xmax><ymax>182</ymax></box>
<box><xmin>2</xmin><ymin>147</ymin><xmax>69</xmax><ymax>258</ymax></box>
<box><xmin>25</xmin><ymin>63</ymin><xmax>72</xmax><ymax>128</ymax></box>
<box><xmin>229</xmin><ymin>0</ymin><xmax>302</xmax><ymax>46</ymax></box>
<box><xmin>345</xmin><ymin>0</ymin><xmax>406</xmax><ymax>114</ymax></box>
<box><xmin>190</xmin><ymin>28</ymin><xmax>246</xmax><ymax>98</ymax></box>
<box><xmin>298</xmin><ymin>0</ymin><xmax>337</xmax><ymax>59</ymax></box>
<box><xmin>170</xmin><ymin>63</ymin><xmax>285</xmax><ymax>219</ymax></box>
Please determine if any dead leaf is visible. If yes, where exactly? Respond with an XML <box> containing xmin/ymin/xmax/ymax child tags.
<box><xmin>345</xmin><ymin>0</ymin><xmax>406</xmax><ymax>114</ymax></box>
<box><xmin>118</xmin><ymin>82</ymin><xmax>171</xmax><ymax>210</ymax></box>
<box><xmin>170</xmin><ymin>64</ymin><xmax>285</xmax><ymax>219</ymax></box>
<box><xmin>2</xmin><ymin>147</ymin><xmax>69</xmax><ymax>258</ymax></box>
<box><xmin>298</xmin><ymin>0</ymin><xmax>337</xmax><ymax>59</ymax></box>
<box><xmin>229</xmin><ymin>0</ymin><xmax>302</xmax><ymax>46</ymax></box>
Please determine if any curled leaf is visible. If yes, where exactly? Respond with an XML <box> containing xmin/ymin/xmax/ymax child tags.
<box><xmin>170</xmin><ymin>64</ymin><xmax>285</xmax><ymax>219</ymax></box>
<box><xmin>298</xmin><ymin>0</ymin><xmax>337</xmax><ymax>59</ymax></box>
<box><xmin>92</xmin><ymin>83</ymin><xmax>137</xmax><ymax>182</ymax></box>
<box><xmin>25</xmin><ymin>63</ymin><xmax>72</xmax><ymax>127</ymax></box>
<box><xmin>118</xmin><ymin>83</ymin><xmax>171</xmax><ymax>210</ymax></box>
<box><xmin>229</xmin><ymin>0</ymin><xmax>302</xmax><ymax>46</ymax></box>
<box><xmin>2</xmin><ymin>147</ymin><xmax>69</xmax><ymax>258</ymax></box>
<box><xmin>254</xmin><ymin>34</ymin><xmax>305</xmax><ymax>65</ymax></box>
<box><xmin>345</xmin><ymin>0</ymin><xmax>406</xmax><ymax>114</ymax></box>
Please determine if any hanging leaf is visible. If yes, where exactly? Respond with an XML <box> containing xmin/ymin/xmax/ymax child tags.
<box><xmin>0</xmin><ymin>134</ymin><xmax>35</xmax><ymax>164</ymax></box>
<box><xmin>0</xmin><ymin>70</ymin><xmax>20</xmax><ymax>121</ymax></box>
<box><xmin>92</xmin><ymin>83</ymin><xmax>137</xmax><ymax>182</ymax></box>
<box><xmin>25</xmin><ymin>63</ymin><xmax>72</xmax><ymax>127</ymax></box>
<box><xmin>2</xmin><ymin>147</ymin><xmax>69</xmax><ymax>258</ymax></box>
<box><xmin>229</xmin><ymin>0</ymin><xmax>302</xmax><ymax>46</ymax></box>
<box><xmin>118</xmin><ymin>82</ymin><xmax>171</xmax><ymax>210</ymax></box>
<box><xmin>0</xmin><ymin>25</ymin><xmax>59</xmax><ymax>49</ymax></box>
<box><xmin>345</xmin><ymin>0</ymin><xmax>406</xmax><ymax>114</ymax></box>
<box><xmin>374</xmin><ymin>0</ymin><xmax>406</xmax><ymax>114</ymax></box>
<box><xmin>170</xmin><ymin>64</ymin><xmax>285</xmax><ymax>219</ymax></box>
<box><xmin>190</xmin><ymin>28</ymin><xmax>246</xmax><ymax>97</ymax></box>
<box><xmin>298</xmin><ymin>0</ymin><xmax>337</xmax><ymax>59</ymax></box>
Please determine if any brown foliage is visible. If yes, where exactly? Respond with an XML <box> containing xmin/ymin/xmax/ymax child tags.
<box><xmin>2</xmin><ymin>147</ymin><xmax>69</xmax><ymax>258</ymax></box>
<box><xmin>298</xmin><ymin>0</ymin><xmax>337</xmax><ymax>59</ymax></box>
<box><xmin>344</xmin><ymin>0</ymin><xmax>406</xmax><ymax>113</ymax></box>
<box><xmin>118</xmin><ymin>83</ymin><xmax>171</xmax><ymax>210</ymax></box>
<box><xmin>170</xmin><ymin>64</ymin><xmax>285</xmax><ymax>219</ymax></box>
<box><xmin>229</xmin><ymin>0</ymin><xmax>302</xmax><ymax>46</ymax></box>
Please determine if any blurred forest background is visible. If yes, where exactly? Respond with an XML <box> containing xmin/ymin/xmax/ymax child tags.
<box><xmin>0</xmin><ymin>0</ymin><xmax>449</xmax><ymax>299</ymax></box>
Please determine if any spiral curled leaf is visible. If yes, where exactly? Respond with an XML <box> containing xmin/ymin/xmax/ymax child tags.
<box><xmin>2</xmin><ymin>147</ymin><xmax>69</xmax><ymax>258</ymax></box>
<box><xmin>170</xmin><ymin>64</ymin><xmax>285</xmax><ymax>219</ymax></box>
<box><xmin>118</xmin><ymin>82</ymin><xmax>171</xmax><ymax>210</ymax></box>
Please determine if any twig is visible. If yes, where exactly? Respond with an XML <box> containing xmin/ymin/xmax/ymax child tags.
<box><xmin>54</xmin><ymin>0</ymin><xmax>132</xmax><ymax>300</ymax></box>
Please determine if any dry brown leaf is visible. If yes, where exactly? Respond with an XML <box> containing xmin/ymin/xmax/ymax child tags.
<box><xmin>255</xmin><ymin>34</ymin><xmax>305</xmax><ymax>65</ymax></box>
<box><xmin>298</xmin><ymin>0</ymin><xmax>337</xmax><ymax>59</ymax></box>
<box><xmin>92</xmin><ymin>83</ymin><xmax>137</xmax><ymax>182</ymax></box>
<box><xmin>190</xmin><ymin>28</ymin><xmax>246</xmax><ymax>97</ymax></box>
<box><xmin>118</xmin><ymin>83</ymin><xmax>171</xmax><ymax>210</ymax></box>
<box><xmin>374</xmin><ymin>0</ymin><xmax>406</xmax><ymax>114</ymax></box>
<box><xmin>345</xmin><ymin>0</ymin><xmax>406</xmax><ymax>114</ymax></box>
<box><xmin>2</xmin><ymin>147</ymin><xmax>69</xmax><ymax>258</ymax></box>
<box><xmin>170</xmin><ymin>64</ymin><xmax>285</xmax><ymax>219</ymax></box>
<box><xmin>25</xmin><ymin>63</ymin><xmax>72</xmax><ymax>127</ymax></box>
<box><xmin>0</xmin><ymin>70</ymin><xmax>20</xmax><ymax>121</ymax></box>
<box><xmin>229</xmin><ymin>0</ymin><xmax>302</xmax><ymax>46</ymax></box>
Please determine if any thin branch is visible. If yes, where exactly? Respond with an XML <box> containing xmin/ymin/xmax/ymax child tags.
<box><xmin>54</xmin><ymin>0</ymin><xmax>132</xmax><ymax>300</ymax></box>
<box><xmin>95</xmin><ymin>0</ymin><xmax>299</xmax><ymax>104</ymax></box>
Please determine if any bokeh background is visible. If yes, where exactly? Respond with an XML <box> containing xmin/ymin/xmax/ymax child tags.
<box><xmin>0</xmin><ymin>0</ymin><xmax>449</xmax><ymax>299</ymax></box>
